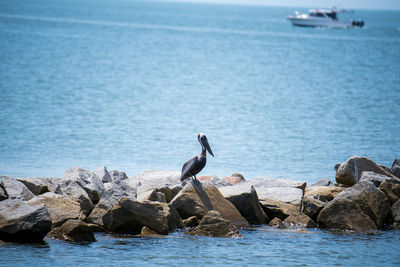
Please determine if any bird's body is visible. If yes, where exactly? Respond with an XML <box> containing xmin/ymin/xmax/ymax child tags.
<box><xmin>180</xmin><ymin>134</ymin><xmax>214</xmax><ymax>181</ymax></box>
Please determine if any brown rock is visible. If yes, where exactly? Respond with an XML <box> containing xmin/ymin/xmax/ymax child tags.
<box><xmin>392</xmin><ymin>200</ymin><xmax>400</xmax><ymax>225</ymax></box>
<box><xmin>183</xmin><ymin>216</ymin><xmax>200</xmax><ymax>227</ymax></box>
<box><xmin>305</xmin><ymin>186</ymin><xmax>345</xmax><ymax>202</ymax></box>
<box><xmin>283</xmin><ymin>213</ymin><xmax>316</xmax><ymax>228</ymax></box>
<box><xmin>268</xmin><ymin>217</ymin><xmax>285</xmax><ymax>228</ymax></box>
<box><xmin>221</xmin><ymin>173</ymin><xmax>246</xmax><ymax>185</ymax></box>
<box><xmin>378</xmin><ymin>179</ymin><xmax>400</xmax><ymax>205</ymax></box>
<box><xmin>186</xmin><ymin>210</ymin><xmax>241</xmax><ymax>238</ymax></box>
<box><xmin>48</xmin><ymin>219</ymin><xmax>95</xmax><ymax>242</ymax></box>
<box><xmin>1</xmin><ymin>175</ymin><xmax>35</xmax><ymax>201</ymax></box>
<box><xmin>16</xmin><ymin>177</ymin><xmax>59</xmax><ymax>195</ymax></box>
<box><xmin>169</xmin><ymin>181</ymin><xmax>249</xmax><ymax>228</ymax></box>
<box><xmin>259</xmin><ymin>199</ymin><xmax>300</xmax><ymax>221</ymax></box>
<box><xmin>54</xmin><ymin>180</ymin><xmax>94</xmax><ymax>216</ymax></box>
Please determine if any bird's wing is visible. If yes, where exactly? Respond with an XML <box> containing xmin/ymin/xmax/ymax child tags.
<box><xmin>180</xmin><ymin>156</ymin><xmax>198</xmax><ymax>181</ymax></box>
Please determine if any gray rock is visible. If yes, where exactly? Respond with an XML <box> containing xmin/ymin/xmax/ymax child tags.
<box><xmin>102</xmin><ymin>197</ymin><xmax>183</xmax><ymax>235</ymax></box>
<box><xmin>219</xmin><ymin>184</ymin><xmax>267</xmax><ymax>225</ymax></box>
<box><xmin>16</xmin><ymin>177</ymin><xmax>59</xmax><ymax>195</ymax></box>
<box><xmin>378</xmin><ymin>179</ymin><xmax>400</xmax><ymax>205</ymax></box>
<box><xmin>63</xmin><ymin>167</ymin><xmax>105</xmax><ymax>204</ymax></box>
<box><xmin>93</xmin><ymin>167</ymin><xmax>112</xmax><ymax>183</ymax></box>
<box><xmin>1</xmin><ymin>175</ymin><xmax>35</xmax><ymax>201</ymax></box>
<box><xmin>0</xmin><ymin>186</ymin><xmax>7</xmax><ymax>201</ymax></box>
<box><xmin>335</xmin><ymin>156</ymin><xmax>395</xmax><ymax>186</ymax></box>
<box><xmin>87</xmin><ymin>180</ymin><xmax>136</xmax><ymax>226</ymax></box>
<box><xmin>392</xmin><ymin>200</ymin><xmax>400</xmax><ymax>225</ymax></box>
<box><xmin>170</xmin><ymin>180</ymin><xmax>249</xmax><ymax>228</ymax></box>
<box><xmin>109</xmin><ymin>170</ymin><xmax>128</xmax><ymax>182</ymax></box>
<box><xmin>128</xmin><ymin>170</ymin><xmax>182</xmax><ymax>197</ymax></box>
<box><xmin>302</xmin><ymin>196</ymin><xmax>324</xmax><ymax>222</ymax></box>
<box><xmin>310</xmin><ymin>179</ymin><xmax>334</xmax><ymax>187</ymax></box>
<box><xmin>186</xmin><ymin>210</ymin><xmax>241</xmax><ymax>238</ymax></box>
<box><xmin>0</xmin><ymin>199</ymin><xmax>51</xmax><ymax>242</ymax></box>
<box><xmin>54</xmin><ymin>179</ymin><xmax>94</xmax><ymax>216</ymax></box>
<box><xmin>48</xmin><ymin>219</ymin><xmax>95</xmax><ymax>242</ymax></box>
<box><xmin>317</xmin><ymin>181</ymin><xmax>391</xmax><ymax>231</ymax></box>
<box><xmin>28</xmin><ymin>192</ymin><xmax>81</xmax><ymax>227</ymax></box>
<box><xmin>359</xmin><ymin>171</ymin><xmax>394</xmax><ymax>187</ymax></box>
<box><xmin>391</xmin><ymin>159</ymin><xmax>400</xmax><ymax>179</ymax></box>
<box><xmin>196</xmin><ymin>175</ymin><xmax>232</xmax><ymax>187</ymax></box>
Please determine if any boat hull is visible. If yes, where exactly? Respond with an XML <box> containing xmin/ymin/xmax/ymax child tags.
<box><xmin>288</xmin><ymin>17</ymin><xmax>352</xmax><ymax>28</ymax></box>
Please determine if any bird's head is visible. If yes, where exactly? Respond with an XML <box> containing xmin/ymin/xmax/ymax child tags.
<box><xmin>198</xmin><ymin>133</ymin><xmax>214</xmax><ymax>157</ymax></box>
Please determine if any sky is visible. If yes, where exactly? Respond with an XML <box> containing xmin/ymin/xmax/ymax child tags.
<box><xmin>160</xmin><ymin>0</ymin><xmax>400</xmax><ymax>10</ymax></box>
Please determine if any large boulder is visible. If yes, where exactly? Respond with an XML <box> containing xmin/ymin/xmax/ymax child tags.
<box><xmin>28</xmin><ymin>192</ymin><xmax>81</xmax><ymax>227</ymax></box>
<box><xmin>48</xmin><ymin>219</ymin><xmax>95</xmax><ymax>242</ymax></box>
<box><xmin>219</xmin><ymin>184</ymin><xmax>268</xmax><ymax>224</ymax></box>
<box><xmin>0</xmin><ymin>175</ymin><xmax>35</xmax><ymax>201</ymax></box>
<box><xmin>102</xmin><ymin>198</ymin><xmax>183</xmax><ymax>235</ymax></box>
<box><xmin>109</xmin><ymin>170</ymin><xmax>129</xmax><ymax>182</ymax></box>
<box><xmin>259</xmin><ymin>199</ymin><xmax>300</xmax><ymax>221</ymax></box>
<box><xmin>93</xmin><ymin>167</ymin><xmax>112</xmax><ymax>183</ymax></box>
<box><xmin>186</xmin><ymin>210</ymin><xmax>241</xmax><ymax>238</ymax></box>
<box><xmin>54</xmin><ymin>180</ymin><xmax>94</xmax><ymax>216</ymax></box>
<box><xmin>16</xmin><ymin>177</ymin><xmax>59</xmax><ymax>195</ymax></box>
<box><xmin>63</xmin><ymin>167</ymin><xmax>105</xmax><ymax>204</ymax></box>
<box><xmin>317</xmin><ymin>180</ymin><xmax>391</xmax><ymax>231</ymax></box>
<box><xmin>87</xmin><ymin>180</ymin><xmax>137</xmax><ymax>226</ymax></box>
<box><xmin>378</xmin><ymin>178</ymin><xmax>400</xmax><ymax>205</ymax></box>
<box><xmin>359</xmin><ymin>171</ymin><xmax>395</xmax><ymax>187</ymax></box>
<box><xmin>169</xmin><ymin>181</ymin><xmax>249</xmax><ymax>228</ymax></box>
<box><xmin>304</xmin><ymin>186</ymin><xmax>345</xmax><ymax>202</ymax></box>
<box><xmin>335</xmin><ymin>156</ymin><xmax>395</xmax><ymax>186</ymax></box>
<box><xmin>0</xmin><ymin>199</ymin><xmax>51</xmax><ymax>242</ymax></box>
<box><xmin>391</xmin><ymin>159</ymin><xmax>400</xmax><ymax>179</ymax></box>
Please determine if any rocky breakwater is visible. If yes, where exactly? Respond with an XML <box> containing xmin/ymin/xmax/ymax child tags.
<box><xmin>1</xmin><ymin>157</ymin><xmax>400</xmax><ymax>243</ymax></box>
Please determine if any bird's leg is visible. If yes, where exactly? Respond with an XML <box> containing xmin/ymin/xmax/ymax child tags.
<box><xmin>194</xmin><ymin>175</ymin><xmax>197</xmax><ymax>181</ymax></box>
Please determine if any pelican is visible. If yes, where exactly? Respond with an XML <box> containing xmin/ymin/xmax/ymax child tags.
<box><xmin>180</xmin><ymin>133</ymin><xmax>214</xmax><ymax>181</ymax></box>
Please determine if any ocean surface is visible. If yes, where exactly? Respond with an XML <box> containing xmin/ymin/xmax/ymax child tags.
<box><xmin>0</xmin><ymin>0</ymin><xmax>400</xmax><ymax>265</ymax></box>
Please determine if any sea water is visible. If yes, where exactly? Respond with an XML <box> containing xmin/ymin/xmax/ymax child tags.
<box><xmin>0</xmin><ymin>0</ymin><xmax>399</xmax><ymax>265</ymax></box>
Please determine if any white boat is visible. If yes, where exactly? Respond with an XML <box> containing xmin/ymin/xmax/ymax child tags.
<box><xmin>287</xmin><ymin>8</ymin><xmax>364</xmax><ymax>28</ymax></box>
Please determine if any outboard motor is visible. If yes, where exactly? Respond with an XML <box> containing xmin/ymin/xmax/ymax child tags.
<box><xmin>352</xmin><ymin>20</ymin><xmax>364</xmax><ymax>27</ymax></box>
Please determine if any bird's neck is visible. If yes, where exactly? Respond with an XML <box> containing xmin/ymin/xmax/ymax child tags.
<box><xmin>200</xmin><ymin>148</ymin><xmax>206</xmax><ymax>157</ymax></box>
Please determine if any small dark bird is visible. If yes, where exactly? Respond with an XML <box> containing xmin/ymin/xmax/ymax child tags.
<box><xmin>180</xmin><ymin>133</ymin><xmax>214</xmax><ymax>181</ymax></box>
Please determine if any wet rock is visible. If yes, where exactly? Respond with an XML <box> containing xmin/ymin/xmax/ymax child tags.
<box><xmin>102</xmin><ymin>198</ymin><xmax>183</xmax><ymax>235</ymax></box>
<box><xmin>87</xmin><ymin>223</ymin><xmax>105</xmax><ymax>233</ymax></box>
<box><xmin>169</xmin><ymin>181</ymin><xmax>249</xmax><ymax>228</ymax></box>
<box><xmin>305</xmin><ymin>186</ymin><xmax>345</xmax><ymax>202</ymax></box>
<box><xmin>391</xmin><ymin>159</ymin><xmax>400</xmax><ymax>179</ymax></box>
<box><xmin>186</xmin><ymin>210</ymin><xmax>241</xmax><ymax>238</ymax></box>
<box><xmin>139</xmin><ymin>226</ymin><xmax>163</xmax><ymax>237</ymax></box>
<box><xmin>259</xmin><ymin>199</ymin><xmax>300</xmax><ymax>221</ymax></box>
<box><xmin>183</xmin><ymin>216</ymin><xmax>200</xmax><ymax>227</ymax></box>
<box><xmin>93</xmin><ymin>167</ymin><xmax>112</xmax><ymax>183</ymax></box>
<box><xmin>63</xmin><ymin>167</ymin><xmax>105</xmax><ymax>204</ymax></box>
<box><xmin>28</xmin><ymin>192</ymin><xmax>81</xmax><ymax>227</ymax></box>
<box><xmin>392</xmin><ymin>200</ymin><xmax>400</xmax><ymax>225</ymax></box>
<box><xmin>16</xmin><ymin>177</ymin><xmax>59</xmax><ymax>195</ymax></box>
<box><xmin>317</xmin><ymin>181</ymin><xmax>391</xmax><ymax>231</ymax></box>
<box><xmin>0</xmin><ymin>199</ymin><xmax>51</xmax><ymax>242</ymax></box>
<box><xmin>219</xmin><ymin>184</ymin><xmax>267</xmax><ymax>224</ymax></box>
<box><xmin>0</xmin><ymin>175</ymin><xmax>35</xmax><ymax>201</ymax></box>
<box><xmin>302</xmin><ymin>196</ymin><xmax>324</xmax><ymax>221</ymax></box>
<box><xmin>87</xmin><ymin>180</ymin><xmax>136</xmax><ymax>226</ymax></box>
<box><xmin>48</xmin><ymin>219</ymin><xmax>95</xmax><ymax>242</ymax></box>
<box><xmin>335</xmin><ymin>156</ymin><xmax>395</xmax><ymax>186</ymax></box>
<box><xmin>283</xmin><ymin>213</ymin><xmax>316</xmax><ymax>228</ymax></box>
<box><xmin>310</xmin><ymin>179</ymin><xmax>334</xmax><ymax>187</ymax></box>
<box><xmin>378</xmin><ymin>179</ymin><xmax>400</xmax><ymax>205</ymax></box>
<box><xmin>268</xmin><ymin>217</ymin><xmax>285</xmax><ymax>228</ymax></box>
<box><xmin>109</xmin><ymin>170</ymin><xmax>129</xmax><ymax>182</ymax></box>
<box><xmin>359</xmin><ymin>171</ymin><xmax>394</xmax><ymax>187</ymax></box>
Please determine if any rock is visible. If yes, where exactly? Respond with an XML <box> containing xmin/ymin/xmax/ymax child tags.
<box><xmin>317</xmin><ymin>181</ymin><xmax>391</xmax><ymax>231</ymax></box>
<box><xmin>379</xmin><ymin>164</ymin><xmax>393</xmax><ymax>175</ymax></box>
<box><xmin>260</xmin><ymin>199</ymin><xmax>300</xmax><ymax>221</ymax></box>
<box><xmin>269</xmin><ymin>217</ymin><xmax>285</xmax><ymax>228</ymax></box>
<box><xmin>139</xmin><ymin>226</ymin><xmax>163</xmax><ymax>237</ymax></box>
<box><xmin>378</xmin><ymin>179</ymin><xmax>400</xmax><ymax>205</ymax></box>
<box><xmin>302</xmin><ymin>196</ymin><xmax>324</xmax><ymax>222</ymax></box>
<box><xmin>283</xmin><ymin>213</ymin><xmax>316</xmax><ymax>228</ymax></box>
<box><xmin>93</xmin><ymin>167</ymin><xmax>112</xmax><ymax>183</ymax></box>
<box><xmin>359</xmin><ymin>171</ymin><xmax>395</xmax><ymax>187</ymax></box>
<box><xmin>0</xmin><ymin>186</ymin><xmax>7</xmax><ymax>201</ymax></box>
<box><xmin>54</xmin><ymin>179</ymin><xmax>94</xmax><ymax>216</ymax></box>
<box><xmin>48</xmin><ymin>219</ymin><xmax>95</xmax><ymax>242</ymax></box>
<box><xmin>196</xmin><ymin>175</ymin><xmax>231</xmax><ymax>187</ymax></box>
<box><xmin>138</xmin><ymin>190</ymin><xmax>167</xmax><ymax>203</ymax></box>
<box><xmin>305</xmin><ymin>186</ymin><xmax>345</xmax><ymax>202</ymax></box>
<box><xmin>310</xmin><ymin>179</ymin><xmax>334</xmax><ymax>187</ymax></box>
<box><xmin>0</xmin><ymin>175</ymin><xmax>35</xmax><ymax>201</ymax></box>
<box><xmin>391</xmin><ymin>159</ymin><xmax>400</xmax><ymax>178</ymax></box>
<box><xmin>0</xmin><ymin>199</ymin><xmax>51</xmax><ymax>242</ymax></box>
<box><xmin>334</xmin><ymin>164</ymin><xmax>341</xmax><ymax>171</ymax></box>
<box><xmin>169</xmin><ymin>181</ymin><xmax>249</xmax><ymax>228</ymax></box>
<box><xmin>245</xmin><ymin>177</ymin><xmax>305</xmax><ymax>205</ymax></box>
<box><xmin>219</xmin><ymin>184</ymin><xmax>267</xmax><ymax>224</ymax></box>
<box><xmin>109</xmin><ymin>170</ymin><xmax>129</xmax><ymax>182</ymax></box>
<box><xmin>16</xmin><ymin>177</ymin><xmax>59</xmax><ymax>195</ymax></box>
<box><xmin>392</xmin><ymin>200</ymin><xmax>400</xmax><ymax>225</ymax></box>
<box><xmin>27</xmin><ymin>192</ymin><xmax>81</xmax><ymax>227</ymax></box>
<box><xmin>129</xmin><ymin>170</ymin><xmax>182</xmax><ymax>197</ymax></box>
<box><xmin>102</xmin><ymin>198</ymin><xmax>183</xmax><ymax>235</ymax></box>
<box><xmin>63</xmin><ymin>167</ymin><xmax>105</xmax><ymax>204</ymax></box>
<box><xmin>335</xmin><ymin>156</ymin><xmax>395</xmax><ymax>186</ymax></box>
<box><xmin>86</xmin><ymin>223</ymin><xmax>105</xmax><ymax>233</ymax></box>
<box><xmin>221</xmin><ymin>173</ymin><xmax>246</xmax><ymax>186</ymax></box>
<box><xmin>183</xmin><ymin>216</ymin><xmax>200</xmax><ymax>227</ymax></box>
<box><xmin>87</xmin><ymin>180</ymin><xmax>136</xmax><ymax>226</ymax></box>
<box><xmin>186</xmin><ymin>210</ymin><xmax>241</xmax><ymax>238</ymax></box>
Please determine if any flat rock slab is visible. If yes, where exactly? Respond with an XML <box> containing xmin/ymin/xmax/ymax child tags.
<box><xmin>1</xmin><ymin>175</ymin><xmax>35</xmax><ymax>201</ymax></box>
<box><xmin>16</xmin><ymin>177</ymin><xmax>60</xmax><ymax>195</ymax></box>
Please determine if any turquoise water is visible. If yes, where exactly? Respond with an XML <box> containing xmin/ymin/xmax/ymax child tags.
<box><xmin>1</xmin><ymin>0</ymin><xmax>400</xmax><ymax>265</ymax></box>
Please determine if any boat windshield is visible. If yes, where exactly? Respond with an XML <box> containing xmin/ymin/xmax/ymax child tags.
<box><xmin>309</xmin><ymin>12</ymin><xmax>325</xmax><ymax>17</ymax></box>
<box><xmin>326</xmin><ymin>12</ymin><xmax>338</xmax><ymax>20</ymax></box>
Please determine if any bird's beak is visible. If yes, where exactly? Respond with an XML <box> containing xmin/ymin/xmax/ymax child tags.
<box><xmin>200</xmin><ymin>136</ymin><xmax>214</xmax><ymax>157</ymax></box>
